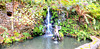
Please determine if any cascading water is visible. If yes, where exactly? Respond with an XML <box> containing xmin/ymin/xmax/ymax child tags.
<box><xmin>45</xmin><ymin>7</ymin><xmax>53</xmax><ymax>36</ymax></box>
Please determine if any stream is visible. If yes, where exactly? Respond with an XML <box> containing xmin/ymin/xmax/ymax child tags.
<box><xmin>1</xmin><ymin>36</ymin><xmax>90</xmax><ymax>49</ymax></box>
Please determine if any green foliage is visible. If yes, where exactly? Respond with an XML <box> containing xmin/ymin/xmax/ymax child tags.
<box><xmin>4</xmin><ymin>38</ymin><xmax>12</xmax><ymax>43</ymax></box>
<box><xmin>0</xmin><ymin>0</ymin><xmax>100</xmax><ymax>43</ymax></box>
<box><xmin>59</xmin><ymin>19</ymin><xmax>77</xmax><ymax>34</ymax></box>
<box><xmin>86</xmin><ymin>3</ymin><xmax>100</xmax><ymax>19</ymax></box>
<box><xmin>59</xmin><ymin>32</ymin><xmax>64</xmax><ymax>37</ymax></box>
<box><xmin>14</xmin><ymin>31</ymin><xmax>20</xmax><ymax>37</ymax></box>
<box><xmin>59</xmin><ymin>17</ymin><xmax>96</xmax><ymax>41</ymax></box>
<box><xmin>50</xmin><ymin>10</ymin><xmax>58</xmax><ymax>24</ymax></box>
<box><xmin>94</xmin><ymin>20</ymin><xmax>100</xmax><ymax>30</ymax></box>
<box><xmin>22</xmin><ymin>32</ymin><xmax>31</xmax><ymax>37</ymax></box>
<box><xmin>33</xmin><ymin>25</ymin><xmax>44</xmax><ymax>36</ymax></box>
<box><xmin>75</xmin><ymin>30</ymin><xmax>89</xmax><ymax>41</ymax></box>
<box><xmin>10</xmin><ymin>36</ymin><xmax>15</xmax><ymax>41</ymax></box>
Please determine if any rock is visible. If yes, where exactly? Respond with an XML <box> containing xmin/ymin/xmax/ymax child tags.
<box><xmin>52</xmin><ymin>35</ymin><xmax>63</xmax><ymax>41</ymax></box>
<box><xmin>6</xmin><ymin>2</ymin><xmax>13</xmax><ymax>12</ymax></box>
<box><xmin>59</xmin><ymin>37</ymin><xmax>63</xmax><ymax>41</ymax></box>
<box><xmin>75</xmin><ymin>36</ymin><xmax>100</xmax><ymax>49</ymax></box>
<box><xmin>97</xmin><ymin>36</ymin><xmax>100</xmax><ymax>49</ymax></box>
<box><xmin>97</xmin><ymin>44</ymin><xmax>100</xmax><ymax>49</ymax></box>
<box><xmin>51</xmin><ymin>37</ymin><xmax>55</xmax><ymax>39</ymax></box>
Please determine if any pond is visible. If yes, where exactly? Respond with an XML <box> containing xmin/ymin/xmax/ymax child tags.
<box><xmin>1</xmin><ymin>35</ymin><xmax>90</xmax><ymax>49</ymax></box>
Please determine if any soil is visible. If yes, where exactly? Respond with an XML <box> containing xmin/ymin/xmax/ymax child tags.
<box><xmin>0</xmin><ymin>2</ymin><xmax>25</xmax><ymax>33</ymax></box>
<box><xmin>0</xmin><ymin>28</ymin><xmax>5</xmax><ymax>34</ymax></box>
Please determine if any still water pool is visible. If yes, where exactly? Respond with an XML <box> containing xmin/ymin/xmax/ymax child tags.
<box><xmin>1</xmin><ymin>36</ymin><xmax>90</xmax><ymax>49</ymax></box>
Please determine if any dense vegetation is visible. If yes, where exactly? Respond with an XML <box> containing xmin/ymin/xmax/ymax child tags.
<box><xmin>0</xmin><ymin>0</ymin><xmax>100</xmax><ymax>44</ymax></box>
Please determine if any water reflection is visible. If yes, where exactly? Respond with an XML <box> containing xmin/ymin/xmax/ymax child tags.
<box><xmin>43</xmin><ymin>37</ymin><xmax>52</xmax><ymax>49</ymax></box>
<box><xmin>0</xmin><ymin>44</ymin><xmax>2</xmax><ymax>49</ymax></box>
<box><xmin>2</xmin><ymin>36</ymin><xmax>90</xmax><ymax>49</ymax></box>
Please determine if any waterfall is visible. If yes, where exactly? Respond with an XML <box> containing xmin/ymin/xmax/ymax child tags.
<box><xmin>45</xmin><ymin>7</ymin><xmax>53</xmax><ymax>36</ymax></box>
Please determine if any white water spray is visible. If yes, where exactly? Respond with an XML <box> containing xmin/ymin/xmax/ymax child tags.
<box><xmin>45</xmin><ymin>7</ymin><xmax>53</xmax><ymax>36</ymax></box>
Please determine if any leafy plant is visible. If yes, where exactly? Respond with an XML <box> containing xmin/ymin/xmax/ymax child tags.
<box><xmin>75</xmin><ymin>5</ymin><xmax>96</xmax><ymax>25</ymax></box>
<box><xmin>4</xmin><ymin>38</ymin><xmax>12</xmax><ymax>43</ymax></box>
<box><xmin>86</xmin><ymin>3</ymin><xmax>100</xmax><ymax>19</ymax></box>
<box><xmin>75</xmin><ymin>30</ymin><xmax>89</xmax><ymax>41</ymax></box>
<box><xmin>14</xmin><ymin>31</ymin><xmax>20</xmax><ymax>37</ymax></box>
<box><xmin>59</xmin><ymin>32</ymin><xmax>64</xmax><ymax>37</ymax></box>
<box><xmin>32</xmin><ymin>25</ymin><xmax>44</xmax><ymax>36</ymax></box>
<box><xmin>59</xmin><ymin>19</ymin><xmax>77</xmax><ymax>35</ymax></box>
<box><xmin>22</xmin><ymin>32</ymin><xmax>31</xmax><ymax>38</ymax></box>
<box><xmin>0</xmin><ymin>26</ymin><xmax>8</xmax><ymax>38</ymax></box>
<box><xmin>50</xmin><ymin>10</ymin><xmax>58</xmax><ymax>24</ymax></box>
